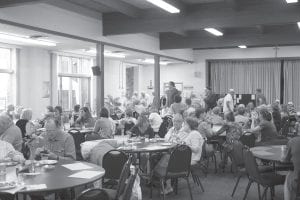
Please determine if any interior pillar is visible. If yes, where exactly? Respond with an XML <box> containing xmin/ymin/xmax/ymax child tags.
<box><xmin>154</xmin><ymin>55</ymin><xmax>160</xmax><ymax>110</ymax></box>
<box><xmin>96</xmin><ymin>43</ymin><xmax>104</xmax><ymax>116</ymax></box>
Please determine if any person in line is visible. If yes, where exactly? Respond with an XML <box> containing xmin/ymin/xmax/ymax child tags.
<box><xmin>34</xmin><ymin>117</ymin><xmax>76</xmax><ymax>161</ymax></box>
<box><xmin>92</xmin><ymin>107</ymin><xmax>115</xmax><ymax>139</ymax></box>
<box><xmin>223</xmin><ymin>89</ymin><xmax>235</xmax><ymax>115</ymax></box>
<box><xmin>271</xmin><ymin>102</ymin><xmax>282</xmax><ymax>133</ymax></box>
<box><xmin>255</xmin><ymin>88</ymin><xmax>267</xmax><ymax>106</ymax></box>
<box><xmin>166</xmin><ymin>81</ymin><xmax>180</xmax><ymax>107</ymax></box>
<box><xmin>216</xmin><ymin>112</ymin><xmax>242</xmax><ymax>170</ymax></box>
<box><xmin>129</xmin><ymin>112</ymin><xmax>154</xmax><ymax>138</ymax></box>
<box><xmin>204</xmin><ymin>87</ymin><xmax>217</xmax><ymax>111</ymax></box>
<box><xmin>75</xmin><ymin>107</ymin><xmax>95</xmax><ymax>128</ymax></box>
<box><xmin>169</xmin><ymin>95</ymin><xmax>187</xmax><ymax>115</ymax></box>
<box><xmin>234</xmin><ymin>104</ymin><xmax>250</xmax><ymax>128</ymax></box>
<box><xmin>282</xmin><ymin>136</ymin><xmax>300</xmax><ymax>200</ymax></box>
<box><xmin>164</xmin><ymin>113</ymin><xmax>188</xmax><ymax>143</ymax></box>
<box><xmin>0</xmin><ymin>114</ymin><xmax>22</xmax><ymax>152</ymax></box>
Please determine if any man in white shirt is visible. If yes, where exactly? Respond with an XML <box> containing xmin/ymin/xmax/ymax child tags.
<box><xmin>223</xmin><ymin>89</ymin><xmax>235</xmax><ymax>115</ymax></box>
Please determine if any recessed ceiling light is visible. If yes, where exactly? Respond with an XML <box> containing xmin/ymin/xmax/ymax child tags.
<box><xmin>146</xmin><ymin>0</ymin><xmax>180</xmax><ymax>13</ymax></box>
<box><xmin>85</xmin><ymin>49</ymin><xmax>126</xmax><ymax>58</ymax></box>
<box><xmin>137</xmin><ymin>58</ymin><xmax>171</xmax><ymax>65</ymax></box>
<box><xmin>0</xmin><ymin>32</ymin><xmax>56</xmax><ymax>46</ymax></box>
<box><xmin>286</xmin><ymin>0</ymin><xmax>298</xmax><ymax>3</ymax></box>
<box><xmin>238</xmin><ymin>45</ymin><xmax>247</xmax><ymax>48</ymax></box>
<box><xmin>297</xmin><ymin>22</ymin><xmax>300</xmax><ymax>29</ymax></box>
<box><xmin>204</xmin><ymin>28</ymin><xmax>223</xmax><ymax>36</ymax></box>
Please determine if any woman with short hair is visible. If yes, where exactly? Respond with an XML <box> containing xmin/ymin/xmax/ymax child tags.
<box><xmin>92</xmin><ymin>107</ymin><xmax>115</xmax><ymax>139</ymax></box>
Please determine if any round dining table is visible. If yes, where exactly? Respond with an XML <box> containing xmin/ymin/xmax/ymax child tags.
<box><xmin>0</xmin><ymin>160</ymin><xmax>105</xmax><ymax>196</ymax></box>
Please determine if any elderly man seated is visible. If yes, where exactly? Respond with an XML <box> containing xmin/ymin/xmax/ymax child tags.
<box><xmin>164</xmin><ymin>113</ymin><xmax>188</xmax><ymax>142</ymax></box>
<box><xmin>34</xmin><ymin>117</ymin><xmax>76</xmax><ymax>161</ymax></box>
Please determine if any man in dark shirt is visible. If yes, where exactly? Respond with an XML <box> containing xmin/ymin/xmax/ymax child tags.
<box><xmin>166</xmin><ymin>81</ymin><xmax>180</xmax><ymax>107</ymax></box>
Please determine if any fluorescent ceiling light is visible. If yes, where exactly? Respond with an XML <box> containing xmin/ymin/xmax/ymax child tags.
<box><xmin>286</xmin><ymin>0</ymin><xmax>298</xmax><ymax>3</ymax></box>
<box><xmin>297</xmin><ymin>22</ymin><xmax>300</xmax><ymax>29</ymax></box>
<box><xmin>0</xmin><ymin>32</ymin><xmax>56</xmax><ymax>46</ymax></box>
<box><xmin>204</xmin><ymin>28</ymin><xmax>223</xmax><ymax>36</ymax></box>
<box><xmin>238</xmin><ymin>45</ymin><xmax>247</xmax><ymax>49</ymax></box>
<box><xmin>86</xmin><ymin>49</ymin><xmax>126</xmax><ymax>58</ymax></box>
<box><xmin>138</xmin><ymin>58</ymin><xmax>171</xmax><ymax>65</ymax></box>
<box><xmin>146</xmin><ymin>0</ymin><xmax>180</xmax><ymax>13</ymax></box>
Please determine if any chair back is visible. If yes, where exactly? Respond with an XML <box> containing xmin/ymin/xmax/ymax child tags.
<box><xmin>115</xmin><ymin>157</ymin><xmax>132</xmax><ymax>199</ymax></box>
<box><xmin>68</xmin><ymin>129</ymin><xmax>84</xmax><ymax>160</ymax></box>
<box><xmin>296</xmin><ymin>171</ymin><xmax>300</xmax><ymax>199</ymax></box>
<box><xmin>102</xmin><ymin>150</ymin><xmax>128</xmax><ymax>180</ymax></box>
<box><xmin>120</xmin><ymin>168</ymin><xmax>138</xmax><ymax>200</ymax></box>
<box><xmin>243</xmin><ymin>148</ymin><xmax>262</xmax><ymax>183</ymax></box>
<box><xmin>77</xmin><ymin>188</ymin><xmax>109</xmax><ymax>200</ymax></box>
<box><xmin>231</xmin><ymin>141</ymin><xmax>245</xmax><ymax>168</ymax></box>
<box><xmin>239</xmin><ymin>132</ymin><xmax>256</xmax><ymax>148</ymax></box>
<box><xmin>166</xmin><ymin>145</ymin><xmax>192</xmax><ymax>178</ymax></box>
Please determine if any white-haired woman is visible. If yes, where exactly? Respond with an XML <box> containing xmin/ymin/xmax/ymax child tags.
<box><xmin>16</xmin><ymin>108</ymin><xmax>36</xmax><ymax>138</ymax></box>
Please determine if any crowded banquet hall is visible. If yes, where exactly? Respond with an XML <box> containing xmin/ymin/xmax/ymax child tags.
<box><xmin>0</xmin><ymin>0</ymin><xmax>300</xmax><ymax>200</ymax></box>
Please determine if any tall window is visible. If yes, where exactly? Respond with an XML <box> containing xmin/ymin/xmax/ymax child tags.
<box><xmin>57</xmin><ymin>55</ymin><xmax>92</xmax><ymax>111</ymax></box>
<box><xmin>0</xmin><ymin>48</ymin><xmax>14</xmax><ymax>112</ymax></box>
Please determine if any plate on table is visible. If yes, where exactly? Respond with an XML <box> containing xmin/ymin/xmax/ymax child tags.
<box><xmin>0</xmin><ymin>182</ymin><xmax>17</xmax><ymax>190</ymax></box>
<box><xmin>23</xmin><ymin>172</ymin><xmax>41</xmax><ymax>176</ymax></box>
<box><xmin>160</xmin><ymin>143</ymin><xmax>173</xmax><ymax>146</ymax></box>
<box><xmin>0</xmin><ymin>161</ymin><xmax>19</xmax><ymax>167</ymax></box>
<box><xmin>39</xmin><ymin>160</ymin><xmax>58</xmax><ymax>165</ymax></box>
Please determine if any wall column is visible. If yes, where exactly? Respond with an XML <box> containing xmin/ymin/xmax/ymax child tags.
<box><xmin>154</xmin><ymin>55</ymin><xmax>160</xmax><ymax>110</ymax></box>
<box><xmin>96</xmin><ymin>43</ymin><xmax>104</xmax><ymax>116</ymax></box>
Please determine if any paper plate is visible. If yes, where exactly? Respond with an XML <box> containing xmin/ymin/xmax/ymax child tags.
<box><xmin>0</xmin><ymin>182</ymin><xmax>17</xmax><ymax>190</ymax></box>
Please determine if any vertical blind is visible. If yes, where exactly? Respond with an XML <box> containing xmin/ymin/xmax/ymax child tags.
<box><xmin>210</xmin><ymin>60</ymin><xmax>281</xmax><ymax>104</ymax></box>
<box><xmin>283</xmin><ymin>60</ymin><xmax>300</xmax><ymax>109</ymax></box>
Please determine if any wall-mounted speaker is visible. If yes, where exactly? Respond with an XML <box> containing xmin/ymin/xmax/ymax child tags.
<box><xmin>91</xmin><ymin>66</ymin><xmax>101</xmax><ymax>76</ymax></box>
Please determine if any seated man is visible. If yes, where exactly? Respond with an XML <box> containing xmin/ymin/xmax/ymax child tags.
<box><xmin>34</xmin><ymin>117</ymin><xmax>76</xmax><ymax>161</ymax></box>
<box><xmin>282</xmin><ymin>136</ymin><xmax>300</xmax><ymax>200</ymax></box>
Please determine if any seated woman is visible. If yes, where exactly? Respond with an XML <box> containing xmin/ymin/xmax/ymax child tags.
<box><xmin>154</xmin><ymin>117</ymin><xmax>204</xmax><ymax>194</ymax></box>
<box><xmin>16</xmin><ymin>109</ymin><xmax>36</xmax><ymax>139</ymax></box>
<box><xmin>70</xmin><ymin>104</ymin><xmax>80</xmax><ymax>127</ymax></box>
<box><xmin>246</xmin><ymin>108</ymin><xmax>287</xmax><ymax>146</ymax></box>
<box><xmin>234</xmin><ymin>104</ymin><xmax>250</xmax><ymax>128</ymax></box>
<box><xmin>149</xmin><ymin>112</ymin><xmax>164</xmax><ymax>137</ymax></box>
<box><xmin>75</xmin><ymin>107</ymin><xmax>95</xmax><ymax>128</ymax></box>
<box><xmin>120</xmin><ymin>108</ymin><xmax>137</xmax><ymax>135</ymax></box>
<box><xmin>216</xmin><ymin>112</ymin><xmax>243</xmax><ymax>169</ymax></box>
<box><xmin>92</xmin><ymin>108</ymin><xmax>115</xmax><ymax>139</ymax></box>
<box><xmin>195</xmin><ymin>107</ymin><xmax>214</xmax><ymax>138</ymax></box>
<box><xmin>206</xmin><ymin>106</ymin><xmax>224</xmax><ymax>125</ymax></box>
<box><xmin>282</xmin><ymin>136</ymin><xmax>300</xmax><ymax>200</ymax></box>
<box><xmin>129</xmin><ymin>112</ymin><xmax>154</xmax><ymax>138</ymax></box>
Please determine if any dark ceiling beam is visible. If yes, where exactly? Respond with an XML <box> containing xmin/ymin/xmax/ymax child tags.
<box><xmin>91</xmin><ymin>0</ymin><xmax>141</xmax><ymax>17</ymax></box>
<box><xmin>103</xmin><ymin>2</ymin><xmax>300</xmax><ymax>35</ymax></box>
<box><xmin>159</xmin><ymin>30</ymin><xmax>300</xmax><ymax>49</ymax></box>
<box><xmin>47</xmin><ymin>0</ymin><xmax>102</xmax><ymax>19</ymax></box>
<box><xmin>0</xmin><ymin>0</ymin><xmax>46</xmax><ymax>8</ymax></box>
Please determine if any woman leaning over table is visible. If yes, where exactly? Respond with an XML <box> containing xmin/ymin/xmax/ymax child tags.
<box><xmin>75</xmin><ymin>106</ymin><xmax>95</xmax><ymax>128</ymax></box>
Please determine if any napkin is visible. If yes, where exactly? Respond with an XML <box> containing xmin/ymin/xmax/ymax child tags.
<box><xmin>24</xmin><ymin>184</ymin><xmax>47</xmax><ymax>190</ymax></box>
<box><xmin>62</xmin><ymin>163</ymin><xmax>92</xmax><ymax>171</ymax></box>
<box><xmin>69</xmin><ymin>170</ymin><xmax>104</xmax><ymax>179</ymax></box>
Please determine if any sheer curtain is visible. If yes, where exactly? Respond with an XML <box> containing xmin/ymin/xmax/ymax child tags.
<box><xmin>210</xmin><ymin>60</ymin><xmax>281</xmax><ymax>104</ymax></box>
<box><xmin>283</xmin><ymin>60</ymin><xmax>300</xmax><ymax>109</ymax></box>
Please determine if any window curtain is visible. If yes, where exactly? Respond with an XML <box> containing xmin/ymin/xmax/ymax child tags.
<box><xmin>210</xmin><ymin>60</ymin><xmax>281</xmax><ymax>104</ymax></box>
<box><xmin>283</xmin><ymin>60</ymin><xmax>300</xmax><ymax>109</ymax></box>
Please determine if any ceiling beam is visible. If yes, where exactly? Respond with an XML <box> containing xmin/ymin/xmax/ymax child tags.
<box><xmin>91</xmin><ymin>0</ymin><xmax>141</xmax><ymax>17</ymax></box>
<box><xmin>103</xmin><ymin>1</ymin><xmax>300</xmax><ymax>35</ymax></box>
<box><xmin>0</xmin><ymin>0</ymin><xmax>46</xmax><ymax>8</ymax></box>
<box><xmin>159</xmin><ymin>30</ymin><xmax>300</xmax><ymax>49</ymax></box>
<box><xmin>46</xmin><ymin>0</ymin><xmax>102</xmax><ymax>19</ymax></box>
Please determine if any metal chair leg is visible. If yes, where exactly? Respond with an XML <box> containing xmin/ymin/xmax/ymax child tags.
<box><xmin>231</xmin><ymin>174</ymin><xmax>242</xmax><ymax>197</ymax></box>
<box><xmin>261</xmin><ymin>187</ymin><xmax>268</xmax><ymax>200</ymax></box>
<box><xmin>257</xmin><ymin>183</ymin><xmax>262</xmax><ymax>200</ymax></box>
<box><xmin>161</xmin><ymin>179</ymin><xmax>165</xmax><ymax>200</ymax></box>
<box><xmin>243</xmin><ymin>180</ymin><xmax>253</xmax><ymax>200</ymax></box>
<box><xmin>196</xmin><ymin>176</ymin><xmax>205</xmax><ymax>192</ymax></box>
<box><xmin>186</xmin><ymin>177</ymin><xmax>193</xmax><ymax>200</ymax></box>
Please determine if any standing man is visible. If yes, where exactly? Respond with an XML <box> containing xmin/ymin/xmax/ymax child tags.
<box><xmin>223</xmin><ymin>89</ymin><xmax>235</xmax><ymax>115</ymax></box>
<box><xmin>166</xmin><ymin>81</ymin><xmax>180</xmax><ymax>107</ymax></box>
<box><xmin>204</xmin><ymin>87</ymin><xmax>217</xmax><ymax>111</ymax></box>
<box><xmin>255</xmin><ymin>88</ymin><xmax>267</xmax><ymax>106</ymax></box>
